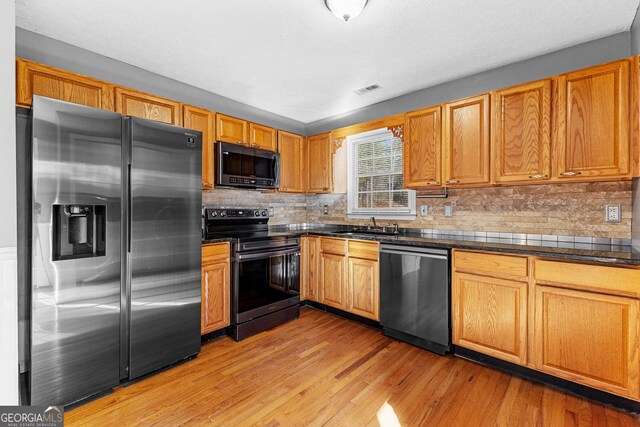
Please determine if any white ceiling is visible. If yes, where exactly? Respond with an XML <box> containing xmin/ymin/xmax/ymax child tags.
<box><xmin>16</xmin><ymin>0</ymin><xmax>640</xmax><ymax>124</ymax></box>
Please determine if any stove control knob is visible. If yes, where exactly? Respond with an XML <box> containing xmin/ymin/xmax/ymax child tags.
<box><xmin>210</xmin><ymin>211</ymin><xmax>217</xmax><ymax>218</ymax></box>
<box><xmin>261</xmin><ymin>210</ymin><xmax>268</xmax><ymax>217</ymax></box>
<box><xmin>219</xmin><ymin>211</ymin><xmax>226</xmax><ymax>217</ymax></box>
<box><xmin>254</xmin><ymin>210</ymin><xmax>260</xmax><ymax>217</ymax></box>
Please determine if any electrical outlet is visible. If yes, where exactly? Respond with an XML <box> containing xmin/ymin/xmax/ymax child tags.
<box><xmin>606</xmin><ymin>205</ymin><xmax>621</xmax><ymax>223</ymax></box>
<box><xmin>323</xmin><ymin>205</ymin><xmax>329</xmax><ymax>215</ymax></box>
<box><xmin>444</xmin><ymin>204</ymin><xmax>453</xmax><ymax>218</ymax></box>
<box><xmin>420</xmin><ymin>205</ymin><xmax>428</xmax><ymax>216</ymax></box>
<box><xmin>268</xmin><ymin>207</ymin><xmax>275</xmax><ymax>217</ymax></box>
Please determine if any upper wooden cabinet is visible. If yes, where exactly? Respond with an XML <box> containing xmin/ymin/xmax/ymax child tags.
<box><xmin>16</xmin><ymin>58</ymin><xmax>115</xmax><ymax>110</ymax></box>
<box><xmin>307</xmin><ymin>132</ymin><xmax>333</xmax><ymax>193</ymax></box>
<box><xmin>277</xmin><ymin>130</ymin><xmax>306</xmax><ymax>193</ymax></box>
<box><xmin>115</xmin><ymin>87</ymin><xmax>182</xmax><ymax>126</ymax></box>
<box><xmin>553</xmin><ymin>59</ymin><xmax>632</xmax><ymax>180</ymax></box>
<box><xmin>216</xmin><ymin>113</ymin><xmax>248</xmax><ymax>145</ymax></box>
<box><xmin>404</xmin><ymin>106</ymin><xmax>442</xmax><ymax>188</ymax></box>
<box><xmin>183</xmin><ymin>105</ymin><xmax>215</xmax><ymax>190</ymax></box>
<box><xmin>443</xmin><ymin>94</ymin><xmax>491</xmax><ymax>186</ymax></box>
<box><xmin>492</xmin><ymin>80</ymin><xmax>551</xmax><ymax>184</ymax></box>
<box><xmin>249</xmin><ymin>122</ymin><xmax>277</xmax><ymax>151</ymax></box>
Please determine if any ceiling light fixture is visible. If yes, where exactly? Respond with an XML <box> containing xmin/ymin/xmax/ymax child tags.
<box><xmin>324</xmin><ymin>0</ymin><xmax>368</xmax><ymax>22</ymax></box>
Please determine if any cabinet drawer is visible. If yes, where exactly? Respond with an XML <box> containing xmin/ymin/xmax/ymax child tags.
<box><xmin>348</xmin><ymin>240</ymin><xmax>379</xmax><ymax>260</ymax></box>
<box><xmin>321</xmin><ymin>237</ymin><xmax>347</xmax><ymax>255</ymax></box>
<box><xmin>453</xmin><ymin>250</ymin><xmax>528</xmax><ymax>281</ymax></box>
<box><xmin>534</xmin><ymin>259</ymin><xmax>640</xmax><ymax>298</ymax></box>
<box><xmin>202</xmin><ymin>243</ymin><xmax>230</xmax><ymax>263</ymax></box>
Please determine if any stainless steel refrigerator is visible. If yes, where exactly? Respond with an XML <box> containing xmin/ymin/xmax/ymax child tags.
<box><xmin>18</xmin><ymin>96</ymin><xmax>202</xmax><ymax>406</ymax></box>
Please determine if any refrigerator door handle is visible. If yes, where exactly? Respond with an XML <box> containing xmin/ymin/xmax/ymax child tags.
<box><xmin>127</xmin><ymin>163</ymin><xmax>132</xmax><ymax>253</ymax></box>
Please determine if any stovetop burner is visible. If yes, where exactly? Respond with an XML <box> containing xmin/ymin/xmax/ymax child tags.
<box><xmin>203</xmin><ymin>207</ymin><xmax>298</xmax><ymax>248</ymax></box>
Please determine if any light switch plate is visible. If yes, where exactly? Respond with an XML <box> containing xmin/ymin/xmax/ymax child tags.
<box><xmin>444</xmin><ymin>204</ymin><xmax>453</xmax><ymax>218</ymax></box>
<box><xmin>606</xmin><ymin>205</ymin><xmax>621</xmax><ymax>223</ymax></box>
<box><xmin>268</xmin><ymin>207</ymin><xmax>275</xmax><ymax>217</ymax></box>
<box><xmin>420</xmin><ymin>205</ymin><xmax>428</xmax><ymax>216</ymax></box>
<box><xmin>323</xmin><ymin>205</ymin><xmax>329</xmax><ymax>215</ymax></box>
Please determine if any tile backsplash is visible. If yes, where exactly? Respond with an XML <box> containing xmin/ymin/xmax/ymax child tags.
<box><xmin>202</xmin><ymin>188</ymin><xmax>308</xmax><ymax>225</ymax></box>
<box><xmin>204</xmin><ymin>181</ymin><xmax>632</xmax><ymax>239</ymax></box>
<box><xmin>306</xmin><ymin>182</ymin><xmax>632</xmax><ymax>239</ymax></box>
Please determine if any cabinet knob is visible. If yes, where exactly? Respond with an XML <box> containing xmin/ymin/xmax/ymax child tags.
<box><xmin>323</xmin><ymin>187</ymin><xmax>329</xmax><ymax>191</ymax></box>
<box><xmin>528</xmin><ymin>174</ymin><xmax>548</xmax><ymax>179</ymax></box>
<box><xmin>446</xmin><ymin>179</ymin><xmax>460</xmax><ymax>184</ymax></box>
<box><xmin>560</xmin><ymin>171</ymin><xmax>581</xmax><ymax>177</ymax></box>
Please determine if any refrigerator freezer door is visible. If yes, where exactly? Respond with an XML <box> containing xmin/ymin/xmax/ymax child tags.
<box><xmin>127</xmin><ymin>118</ymin><xmax>202</xmax><ymax>379</ymax></box>
<box><xmin>30</xmin><ymin>96</ymin><xmax>122</xmax><ymax>405</ymax></box>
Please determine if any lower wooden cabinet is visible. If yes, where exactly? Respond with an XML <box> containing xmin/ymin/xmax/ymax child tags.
<box><xmin>452</xmin><ymin>272</ymin><xmax>527</xmax><ymax>365</ymax></box>
<box><xmin>453</xmin><ymin>249</ymin><xmax>640</xmax><ymax>401</ymax></box>
<box><xmin>534</xmin><ymin>285</ymin><xmax>639</xmax><ymax>399</ymax></box>
<box><xmin>301</xmin><ymin>236</ymin><xmax>321</xmax><ymax>302</ymax></box>
<box><xmin>201</xmin><ymin>243</ymin><xmax>231</xmax><ymax>335</ymax></box>
<box><xmin>312</xmin><ymin>237</ymin><xmax>380</xmax><ymax>320</ymax></box>
<box><xmin>347</xmin><ymin>256</ymin><xmax>379</xmax><ymax>320</ymax></box>
<box><xmin>321</xmin><ymin>251</ymin><xmax>347</xmax><ymax>310</ymax></box>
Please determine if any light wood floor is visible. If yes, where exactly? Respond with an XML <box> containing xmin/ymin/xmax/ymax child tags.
<box><xmin>66</xmin><ymin>307</ymin><xmax>640</xmax><ymax>426</ymax></box>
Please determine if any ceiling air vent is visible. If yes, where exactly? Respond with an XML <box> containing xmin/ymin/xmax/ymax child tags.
<box><xmin>353</xmin><ymin>84</ymin><xmax>382</xmax><ymax>95</ymax></box>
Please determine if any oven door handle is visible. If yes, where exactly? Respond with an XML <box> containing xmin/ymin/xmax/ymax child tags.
<box><xmin>237</xmin><ymin>247</ymin><xmax>300</xmax><ymax>261</ymax></box>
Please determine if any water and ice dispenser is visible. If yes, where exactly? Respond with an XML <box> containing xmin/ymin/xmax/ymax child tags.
<box><xmin>52</xmin><ymin>204</ymin><xmax>106</xmax><ymax>260</ymax></box>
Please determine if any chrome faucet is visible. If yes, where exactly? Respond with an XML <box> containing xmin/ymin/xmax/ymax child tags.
<box><xmin>392</xmin><ymin>222</ymin><xmax>399</xmax><ymax>234</ymax></box>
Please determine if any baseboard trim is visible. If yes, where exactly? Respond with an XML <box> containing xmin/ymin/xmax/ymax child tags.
<box><xmin>455</xmin><ymin>346</ymin><xmax>640</xmax><ymax>414</ymax></box>
<box><xmin>302</xmin><ymin>300</ymin><xmax>381</xmax><ymax>329</ymax></box>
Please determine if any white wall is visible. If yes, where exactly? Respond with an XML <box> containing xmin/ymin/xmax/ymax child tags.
<box><xmin>0</xmin><ymin>0</ymin><xmax>19</xmax><ymax>405</ymax></box>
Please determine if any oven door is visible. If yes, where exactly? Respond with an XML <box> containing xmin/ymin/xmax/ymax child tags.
<box><xmin>234</xmin><ymin>247</ymin><xmax>300</xmax><ymax>324</ymax></box>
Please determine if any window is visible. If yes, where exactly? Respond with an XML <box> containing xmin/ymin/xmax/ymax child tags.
<box><xmin>347</xmin><ymin>128</ymin><xmax>416</xmax><ymax>219</ymax></box>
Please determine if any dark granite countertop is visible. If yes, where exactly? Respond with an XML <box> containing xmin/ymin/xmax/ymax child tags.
<box><xmin>203</xmin><ymin>226</ymin><xmax>640</xmax><ymax>266</ymax></box>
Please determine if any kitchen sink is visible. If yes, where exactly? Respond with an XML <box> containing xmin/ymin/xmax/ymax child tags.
<box><xmin>333</xmin><ymin>230</ymin><xmax>400</xmax><ymax>236</ymax></box>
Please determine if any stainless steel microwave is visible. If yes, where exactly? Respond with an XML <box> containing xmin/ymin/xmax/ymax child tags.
<box><xmin>215</xmin><ymin>142</ymin><xmax>280</xmax><ymax>189</ymax></box>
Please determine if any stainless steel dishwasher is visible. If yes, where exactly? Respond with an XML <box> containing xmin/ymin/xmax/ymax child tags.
<box><xmin>379</xmin><ymin>244</ymin><xmax>450</xmax><ymax>355</ymax></box>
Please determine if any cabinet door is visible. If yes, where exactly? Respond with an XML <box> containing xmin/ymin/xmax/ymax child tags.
<box><xmin>277</xmin><ymin>130</ymin><xmax>305</xmax><ymax>193</ymax></box>
<box><xmin>534</xmin><ymin>285</ymin><xmax>639</xmax><ymax>399</ymax></box>
<box><xmin>492</xmin><ymin>80</ymin><xmax>551</xmax><ymax>184</ymax></box>
<box><xmin>216</xmin><ymin>114</ymin><xmax>248</xmax><ymax>145</ymax></box>
<box><xmin>452</xmin><ymin>272</ymin><xmax>527</xmax><ymax>365</ymax></box>
<box><xmin>16</xmin><ymin>59</ymin><xmax>114</xmax><ymax>110</ymax></box>
<box><xmin>307</xmin><ymin>132</ymin><xmax>333</xmax><ymax>193</ymax></box>
<box><xmin>554</xmin><ymin>59</ymin><xmax>631</xmax><ymax>180</ymax></box>
<box><xmin>184</xmin><ymin>105</ymin><xmax>215</xmax><ymax>190</ymax></box>
<box><xmin>115</xmin><ymin>87</ymin><xmax>182</xmax><ymax>125</ymax></box>
<box><xmin>443</xmin><ymin>94</ymin><xmax>491</xmax><ymax>186</ymax></box>
<box><xmin>404</xmin><ymin>106</ymin><xmax>442</xmax><ymax>188</ymax></box>
<box><xmin>347</xmin><ymin>257</ymin><xmax>379</xmax><ymax>320</ymax></box>
<box><xmin>201</xmin><ymin>259</ymin><xmax>230</xmax><ymax>334</ymax></box>
<box><xmin>321</xmin><ymin>252</ymin><xmax>346</xmax><ymax>310</ymax></box>
<box><xmin>306</xmin><ymin>237</ymin><xmax>321</xmax><ymax>302</ymax></box>
<box><xmin>249</xmin><ymin>123</ymin><xmax>277</xmax><ymax>151</ymax></box>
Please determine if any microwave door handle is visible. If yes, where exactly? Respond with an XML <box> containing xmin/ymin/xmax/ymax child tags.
<box><xmin>273</xmin><ymin>156</ymin><xmax>280</xmax><ymax>186</ymax></box>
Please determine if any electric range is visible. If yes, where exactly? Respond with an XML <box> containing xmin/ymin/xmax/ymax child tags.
<box><xmin>203</xmin><ymin>207</ymin><xmax>300</xmax><ymax>340</ymax></box>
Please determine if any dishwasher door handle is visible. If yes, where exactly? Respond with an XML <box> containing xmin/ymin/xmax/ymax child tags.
<box><xmin>380</xmin><ymin>249</ymin><xmax>448</xmax><ymax>260</ymax></box>
<box><xmin>380</xmin><ymin>246</ymin><xmax>449</xmax><ymax>259</ymax></box>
